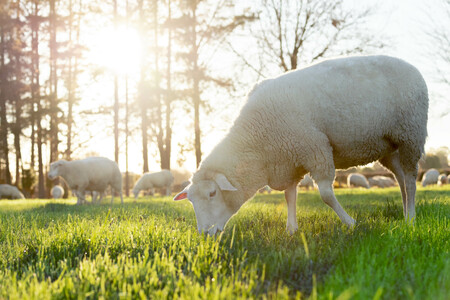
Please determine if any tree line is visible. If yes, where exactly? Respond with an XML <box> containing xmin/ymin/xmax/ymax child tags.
<box><xmin>0</xmin><ymin>0</ymin><xmax>382</xmax><ymax>198</ymax></box>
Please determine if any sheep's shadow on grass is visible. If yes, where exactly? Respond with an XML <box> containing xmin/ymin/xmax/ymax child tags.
<box><xmin>223</xmin><ymin>212</ymin><xmax>357</xmax><ymax>296</ymax></box>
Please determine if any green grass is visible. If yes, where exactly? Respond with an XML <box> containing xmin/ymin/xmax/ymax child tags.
<box><xmin>0</xmin><ymin>186</ymin><xmax>448</xmax><ymax>299</ymax></box>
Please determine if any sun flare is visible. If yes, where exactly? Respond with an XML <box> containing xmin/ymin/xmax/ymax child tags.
<box><xmin>89</xmin><ymin>26</ymin><xmax>142</xmax><ymax>75</ymax></box>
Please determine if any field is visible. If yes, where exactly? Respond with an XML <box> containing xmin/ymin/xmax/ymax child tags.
<box><xmin>0</xmin><ymin>186</ymin><xmax>449</xmax><ymax>299</ymax></box>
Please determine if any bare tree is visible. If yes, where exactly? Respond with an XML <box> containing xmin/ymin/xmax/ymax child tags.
<box><xmin>429</xmin><ymin>0</ymin><xmax>450</xmax><ymax>86</ymax></box>
<box><xmin>176</xmin><ymin>0</ymin><xmax>255</xmax><ymax>168</ymax></box>
<box><xmin>236</xmin><ymin>0</ymin><xmax>383</xmax><ymax>75</ymax></box>
<box><xmin>427</xmin><ymin>0</ymin><xmax>450</xmax><ymax>119</ymax></box>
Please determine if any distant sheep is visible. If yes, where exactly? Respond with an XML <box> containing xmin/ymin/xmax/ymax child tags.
<box><xmin>421</xmin><ymin>169</ymin><xmax>439</xmax><ymax>187</ymax></box>
<box><xmin>133</xmin><ymin>170</ymin><xmax>174</xmax><ymax>198</ymax></box>
<box><xmin>368</xmin><ymin>176</ymin><xmax>396</xmax><ymax>188</ymax></box>
<box><xmin>48</xmin><ymin>157</ymin><xmax>123</xmax><ymax>205</ymax></box>
<box><xmin>180</xmin><ymin>181</ymin><xmax>190</xmax><ymax>191</ymax></box>
<box><xmin>347</xmin><ymin>173</ymin><xmax>370</xmax><ymax>189</ymax></box>
<box><xmin>0</xmin><ymin>184</ymin><xmax>25</xmax><ymax>199</ymax></box>
<box><xmin>258</xmin><ymin>185</ymin><xmax>272</xmax><ymax>193</ymax></box>
<box><xmin>51</xmin><ymin>185</ymin><xmax>64</xmax><ymax>199</ymax></box>
<box><xmin>298</xmin><ymin>175</ymin><xmax>314</xmax><ymax>190</ymax></box>
<box><xmin>171</xmin><ymin>169</ymin><xmax>192</xmax><ymax>187</ymax></box>
<box><xmin>174</xmin><ymin>55</ymin><xmax>428</xmax><ymax>235</ymax></box>
<box><xmin>438</xmin><ymin>174</ymin><xmax>447</xmax><ymax>186</ymax></box>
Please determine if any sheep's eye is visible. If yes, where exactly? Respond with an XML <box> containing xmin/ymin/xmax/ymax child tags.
<box><xmin>209</xmin><ymin>190</ymin><xmax>216</xmax><ymax>198</ymax></box>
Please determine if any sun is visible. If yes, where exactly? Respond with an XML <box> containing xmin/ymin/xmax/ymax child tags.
<box><xmin>88</xmin><ymin>25</ymin><xmax>142</xmax><ymax>76</ymax></box>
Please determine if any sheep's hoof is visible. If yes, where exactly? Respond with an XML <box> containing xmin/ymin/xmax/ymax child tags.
<box><xmin>347</xmin><ymin>218</ymin><xmax>356</xmax><ymax>228</ymax></box>
<box><xmin>286</xmin><ymin>224</ymin><xmax>298</xmax><ymax>235</ymax></box>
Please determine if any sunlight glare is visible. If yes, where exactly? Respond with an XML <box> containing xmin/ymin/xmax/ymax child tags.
<box><xmin>89</xmin><ymin>26</ymin><xmax>142</xmax><ymax>75</ymax></box>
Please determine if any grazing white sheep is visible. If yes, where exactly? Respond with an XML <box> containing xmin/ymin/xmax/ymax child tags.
<box><xmin>421</xmin><ymin>168</ymin><xmax>439</xmax><ymax>187</ymax></box>
<box><xmin>298</xmin><ymin>174</ymin><xmax>314</xmax><ymax>190</ymax></box>
<box><xmin>438</xmin><ymin>174</ymin><xmax>447</xmax><ymax>185</ymax></box>
<box><xmin>51</xmin><ymin>185</ymin><xmax>64</xmax><ymax>199</ymax></box>
<box><xmin>174</xmin><ymin>55</ymin><xmax>428</xmax><ymax>235</ymax></box>
<box><xmin>48</xmin><ymin>157</ymin><xmax>123</xmax><ymax>205</ymax></box>
<box><xmin>368</xmin><ymin>176</ymin><xmax>396</xmax><ymax>188</ymax></box>
<box><xmin>347</xmin><ymin>173</ymin><xmax>370</xmax><ymax>189</ymax></box>
<box><xmin>447</xmin><ymin>174</ymin><xmax>450</xmax><ymax>184</ymax></box>
<box><xmin>0</xmin><ymin>184</ymin><xmax>25</xmax><ymax>199</ymax></box>
<box><xmin>133</xmin><ymin>170</ymin><xmax>174</xmax><ymax>198</ymax></box>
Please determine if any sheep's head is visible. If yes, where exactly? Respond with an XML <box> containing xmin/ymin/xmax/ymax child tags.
<box><xmin>48</xmin><ymin>160</ymin><xmax>66</xmax><ymax>180</ymax></box>
<box><xmin>174</xmin><ymin>173</ymin><xmax>238</xmax><ymax>235</ymax></box>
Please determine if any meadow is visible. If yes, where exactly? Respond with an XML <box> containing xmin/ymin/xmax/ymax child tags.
<box><xmin>0</xmin><ymin>186</ymin><xmax>448</xmax><ymax>299</ymax></box>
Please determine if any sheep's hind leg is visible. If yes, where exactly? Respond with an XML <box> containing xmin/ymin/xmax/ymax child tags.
<box><xmin>110</xmin><ymin>186</ymin><xmax>115</xmax><ymax>204</ymax></box>
<box><xmin>284</xmin><ymin>183</ymin><xmax>298</xmax><ymax>234</ymax></box>
<box><xmin>379</xmin><ymin>151</ymin><xmax>408</xmax><ymax>217</ymax></box>
<box><xmin>399</xmin><ymin>145</ymin><xmax>421</xmax><ymax>222</ymax></box>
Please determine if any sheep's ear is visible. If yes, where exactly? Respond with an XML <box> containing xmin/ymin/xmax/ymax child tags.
<box><xmin>174</xmin><ymin>190</ymin><xmax>188</xmax><ymax>201</ymax></box>
<box><xmin>214</xmin><ymin>173</ymin><xmax>238</xmax><ymax>191</ymax></box>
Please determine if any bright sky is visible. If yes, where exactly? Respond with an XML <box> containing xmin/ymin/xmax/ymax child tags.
<box><xmin>366</xmin><ymin>0</ymin><xmax>450</xmax><ymax>153</ymax></box>
<box><xmin>74</xmin><ymin>0</ymin><xmax>450</xmax><ymax>174</ymax></box>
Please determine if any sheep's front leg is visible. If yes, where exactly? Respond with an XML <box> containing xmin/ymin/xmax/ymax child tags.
<box><xmin>75</xmin><ymin>190</ymin><xmax>86</xmax><ymax>205</ymax></box>
<box><xmin>316</xmin><ymin>180</ymin><xmax>355</xmax><ymax>227</ymax></box>
<box><xmin>285</xmin><ymin>184</ymin><xmax>299</xmax><ymax>234</ymax></box>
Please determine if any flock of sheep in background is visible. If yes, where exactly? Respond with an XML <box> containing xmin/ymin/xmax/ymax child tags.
<box><xmin>0</xmin><ymin>159</ymin><xmax>448</xmax><ymax>202</ymax></box>
<box><xmin>0</xmin><ymin>157</ymin><xmax>180</xmax><ymax>201</ymax></box>
<box><xmin>1</xmin><ymin>158</ymin><xmax>446</xmax><ymax>201</ymax></box>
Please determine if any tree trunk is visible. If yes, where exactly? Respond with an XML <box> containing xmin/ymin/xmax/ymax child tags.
<box><xmin>13</xmin><ymin>2</ymin><xmax>23</xmax><ymax>186</ymax></box>
<box><xmin>124</xmin><ymin>0</ymin><xmax>130</xmax><ymax>196</ymax></box>
<box><xmin>114</xmin><ymin>75</ymin><xmax>119</xmax><ymax>163</ymax></box>
<box><xmin>125</xmin><ymin>76</ymin><xmax>129</xmax><ymax>196</ymax></box>
<box><xmin>31</xmin><ymin>0</ymin><xmax>45</xmax><ymax>197</ymax></box>
<box><xmin>66</xmin><ymin>0</ymin><xmax>74</xmax><ymax>159</ymax></box>
<box><xmin>30</xmin><ymin>110</ymin><xmax>35</xmax><ymax>169</ymax></box>
<box><xmin>164</xmin><ymin>0</ymin><xmax>172</xmax><ymax>170</ymax></box>
<box><xmin>113</xmin><ymin>0</ymin><xmax>119</xmax><ymax>164</ymax></box>
<box><xmin>0</xmin><ymin>21</ymin><xmax>11</xmax><ymax>184</ymax></box>
<box><xmin>138</xmin><ymin>0</ymin><xmax>148</xmax><ymax>173</ymax></box>
<box><xmin>192</xmin><ymin>6</ymin><xmax>201</xmax><ymax>168</ymax></box>
<box><xmin>154</xmin><ymin>0</ymin><xmax>166</xmax><ymax>169</ymax></box>
<box><xmin>141</xmin><ymin>108</ymin><xmax>149</xmax><ymax>173</ymax></box>
<box><xmin>13</xmin><ymin>123</ymin><xmax>22</xmax><ymax>186</ymax></box>
<box><xmin>49</xmin><ymin>0</ymin><xmax>58</xmax><ymax>164</ymax></box>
